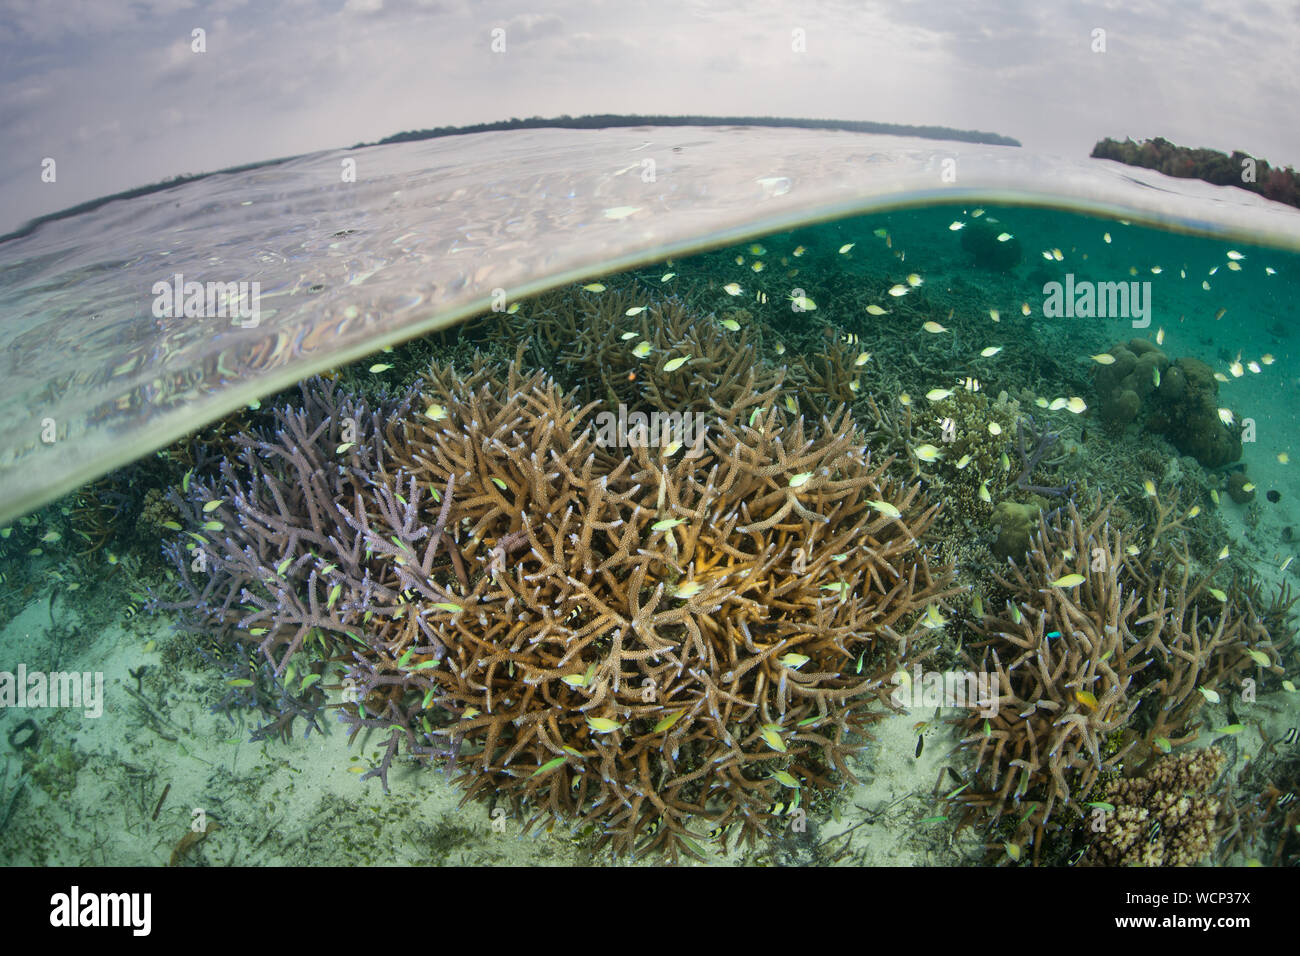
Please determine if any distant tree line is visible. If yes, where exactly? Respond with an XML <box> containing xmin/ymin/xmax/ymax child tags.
<box><xmin>360</xmin><ymin>114</ymin><xmax>1021</xmax><ymax>148</ymax></box>
<box><xmin>1091</xmin><ymin>136</ymin><xmax>1299</xmax><ymax>209</ymax></box>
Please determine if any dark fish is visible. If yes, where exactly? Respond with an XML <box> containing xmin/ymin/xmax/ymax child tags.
<box><xmin>1283</xmin><ymin>727</ymin><xmax>1299</xmax><ymax>745</ymax></box>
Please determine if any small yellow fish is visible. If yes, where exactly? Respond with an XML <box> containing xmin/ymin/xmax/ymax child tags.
<box><xmin>751</xmin><ymin>261</ymin><xmax>764</xmax><ymax>272</ymax></box>
<box><xmin>988</xmin><ymin>421</ymin><xmax>1002</xmax><ymax>436</ymax></box>
<box><xmin>1248</xmin><ymin>361</ymin><xmax>1261</xmax><ymax>374</ymax></box>
<box><xmin>1229</xmin><ymin>359</ymin><xmax>1243</xmax><ymax>377</ymax></box>
<box><xmin>1156</xmin><ymin>327</ymin><xmax>1164</xmax><ymax>345</ymax></box>
<box><xmin>1050</xmin><ymin>573</ymin><xmax>1086</xmax><ymax>588</ymax></box>
<box><xmin>898</xmin><ymin>393</ymin><xmax>911</xmax><ymax>406</ymax></box>
<box><xmin>1075</xmin><ymin>690</ymin><xmax>1099</xmax><ymax>711</ymax></box>
<box><xmin>723</xmin><ymin>282</ymin><xmax>742</xmax><ymax>296</ymax></box>
<box><xmin>626</xmin><ymin>306</ymin><xmax>648</xmax><ymax>317</ymax></box>
<box><xmin>789</xmin><ymin>295</ymin><xmax>817</xmax><ymax>311</ymax></box>
<box><xmin>1226</xmin><ymin>250</ymin><xmax>1245</xmax><ymax>260</ymax></box>
<box><xmin>1066</xmin><ymin>397</ymin><xmax>1087</xmax><ymax>414</ymax></box>
<box><xmin>1187</xmin><ymin>505</ymin><xmax>1201</xmax><ymax>518</ymax></box>
<box><xmin>854</xmin><ymin>351</ymin><xmax>871</xmax><ymax>367</ymax></box>
<box><xmin>1103</xmin><ymin>232</ymin><xmax>1112</xmax><ymax>243</ymax></box>
<box><xmin>1152</xmin><ymin>366</ymin><xmax>1160</xmax><ymax>388</ymax></box>
<box><xmin>1210</xmin><ymin>489</ymin><xmax>1220</xmax><ymax>505</ymax></box>
<box><xmin>1215</xmin><ymin>307</ymin><xmax>1228</xmax><ymax>320</ymax></box>
<box><xmin>735</xmin><ymin>255</ymin><xmax>744</xmax><ymax>265</ymax></box>
<box><xmin>949</xmin><ymin>221</ymin><xmax>965</xmax><ymax>231</ymax></box>
<box><xmin>1218</xmin><ymin>408</ymin><xmax>1234</xmax><ymax>425</ymax></box>
<box><xmin>1143</xmin><ymin>479</ymin><xmax>1157</xmax><ymax>497</ymax></box>
<box><xmin>778</xmin><ymin>653</ymin><xmax>810</xmax><ymax>670</ymax></box>
<box><xmin>922</xmin><ymin>321</ymin><xmax>947</xmax><ymax>334</ymax></box>
<box><xmin>582</xmin><ymin>283</ymin><xmax>606</xmax><ymax>292</ymax></box>
<box><xmin>760</xmin><ymin>725</ymin><xmax>787</xmax><ymax>753</ymax></box>
<box><xmin>1049</xmin><ymin>397</ymin><xmax>1068</xmax><ymax>411</ymax></box>
<box><xmin>620</xmin><ymin>331</ymin><xmax>639</xmax><ymax>340</ymax></box>
<box><xmin>506</xmin><ymin>302</ymin><xmax>520</xmax><ymax>314</ymax></box>
<box><xmin>632</xmin><ymin>341</ymin><xmax>652</xmax><ymax>358</ymax></box>
<box><xmin>955</xmin><ymin>454</ymin><xmax>972</xmax><ymax>469</ymax></box>
<box><xmin>839</xmin><ymin>243</ymin><xmax>855</xmax><ymax>254</ymax></box>
<box><xmin>989</xmin><ymin>309</ymin><xmax>1000</xmax><ymax>322</ymax></box>
<box><xmin>866</xmin><ymin>304</ymin><xmax>889</xmax><ymax>315</ymax></box>
<box><xmin>1262</xmin><ymin>353</ymin><xmax>1275</xmax><ymax>365</ymax></box>
<box><xmin>792</xmin><ymin>246</ymin><xmax>805</xmax><ymax>257</ymax></box>
<box><xmin>873</xmin><ymin>227</ymin><xmax>889</xmax><ymax>238</ymax></box>
<box><xmin>913</xmin><ymin>444</ymin><xmax>943</xmax><ymax>463</ymax></box>
<box><xmin>673</xmin><ymin>581</ymin><xmax>703</xmax><ymax>599</ymax></box>
<box><xmin>1279</xmin><ymin>452</ymin><xmax>1290</xmax><ymax>464</ymax></box>
<box><xmin>784</xmin><ymin>396</ymin><xmax>798</xmax><ymax>415</ymax></box>
<box><xmin>660</xmin><ymin>272</ymin><xmax>675</xmax><ymax>282</ymax></box>
<box><xmin>1265</xmin><ymin>266</ymin><xmax>1276</xmax><ymax>275</ymax></box>
<box><xmin>1213</xmin><ymin>372</ymin><xmax>1229</xmax><ymax>383</ymax></box>
<box><xmin>774</xmin><ymin>342</ymin><xmax>786</xmax><ymax>356</ymax></box>
<box><xmin>868</xmin><ymin>500</ymin><xmax>902</xmax><ymax>518</ymax></box>
<box><xmin>1150</xmin><ymin>265</ymin><xmax>1162</xmax><ymax>274</ymax></box>
<box><xmin>663</xmin><ymin>355</ymin><xmax>691</xmax><ymax>373</ymax></box>
<box><xmin>1090</xmin><ymin>353</ymin><xmax>1116</xmax><ymax>364</ymax></box>
<box><xmin>888</xmin><ymin>284</ymin><xmax>910</xmax><ymax>297</ymax></box>
<box><xmin>749</xmin><ymin>243</ymin><xmax>767</xmax><ymax>255</ymax></box>
<box><xmin>979</xmin><ymin>480</ymin><xmax>991</xmax><ymax>503</ymax></box>
<box><xmin>972</xmin><ymin>208</ymin><xmax>984</xmax><ymax>217</ymax></box>
<box><xmin>1203</xmin><ymin>280</ymin><xmax>1212</xmax><ymax>291</ymax></box>
<box><xmin>1021</xmin><ymin>302</ymin><xmax>1031</xmax><ymax>316</ymax></box>
<box><xmin>1198</xmin><ymin>687</ymin><xmax>1221</xmax><ymax>704</ymax></box>
<box><xmin>1052</xmin><ymin>249</ymin><xmax>1063</xmax><ymax>261</ymax></box>
<box><xmin>772</xmin><ymin>770</ymin><xmax>801</xmax><ymax>788</ymax></box>
<box><xmin>721</xmin><ymin>318</ymin><xmax>741</xmax><ymax>332</ymax></box>
<box><xmin>906</xmin><ymin>273</ymin><xmax>923</xmax><ymax>287</ymax></box>
<box><xmin>587</xmin><ymin>717</ymin><xmax>622</xmax><ymax>733</ymax></box>
<box><xmin>921</xmin><ymin>604</ymin><xmax>947</xmax><ymax>629</ymax></box>
<box><xmin>981</xmin><ymin>346</ymin><xmax>1002</xmax><ymax>357</ymax></box>
<box><xmin>1218</xmin><ymin>544</ymin><xmax>1230</xmax><ymax>560</ymax></box>
<box><xmin>368</xmin><ymin>363</ymin><xmax>393</xmax><ymax>373</ymax></box>
<box><xmin>926</xmin><ymin>388</ymin><xmax>954</xmax><ymax>401</ymax></box>
<box><xmin>788</xmin><ymin>472</ymin><xmax>815</xmax><ymax>487</ymax></box>
<box><xmin>1227</xmin><ymin>261</ymin><xmax>1242</xmax><ymax>271</ymax></box>
<box><xmin>997</xmin><ymin>232</ymin><xmax>1013</xmax><ymax>242</ymax></box>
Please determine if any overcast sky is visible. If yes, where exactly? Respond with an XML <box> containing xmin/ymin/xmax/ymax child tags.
<box><xmin>2</xmin><ymin>0</ymin><xmax>1298</xmax><ymax>235</ymax></box>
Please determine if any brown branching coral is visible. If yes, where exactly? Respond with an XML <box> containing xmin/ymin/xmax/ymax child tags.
<box><xmin>1085</xmin><ymin>747</ymin><xmax>1226</xmax><ymax>866</ymax></box>
<box><xmin>951</xmin><ymin>496</ymin><xmax>1281</xmax><ymax>862</ymax></box>
<box><xmin>159</xmin><ymin>354</ymin><xmax>957</xmax><ymax>859</ymax></box>
<box><xmin>386</xmin><ymin>360</ymin><xmax>957</xmax><ymax>856</ymax></box>
<box><xmin>470</xmin><ymin>285</ymin><xmax>782</xmax><ymax>416</ymax></box>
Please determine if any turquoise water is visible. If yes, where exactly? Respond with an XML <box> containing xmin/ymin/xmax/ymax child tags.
<box><xmin>2</xmin><ymin>170</ymin><xmax>1299</xmax><ymax>865</ymax></box>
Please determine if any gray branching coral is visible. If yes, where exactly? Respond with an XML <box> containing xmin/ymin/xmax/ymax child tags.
<box><xmin>158</xmin><ymin>355</ymin><xmax>957</xmax><ymax>858</ymax></box>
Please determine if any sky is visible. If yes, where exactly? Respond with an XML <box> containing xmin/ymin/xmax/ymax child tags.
<box><xmin>1</xmin><ymin>0</ymin><xmax>1298</xmax><ymax>235</ymax></box>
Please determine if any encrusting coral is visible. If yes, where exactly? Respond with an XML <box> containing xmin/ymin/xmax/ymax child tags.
<box><xmin>156</xmin><ymin>353</ymin><xmax>957</xmax><ymax>858</ymax></box>
<box><xmin>1084</xmin><ymin>747</ymin><xmax>1225</xmax><ymax>866</ymax></box>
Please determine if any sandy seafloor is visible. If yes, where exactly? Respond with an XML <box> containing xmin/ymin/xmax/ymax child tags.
<box><xmin>2</xmin><ymin>218</ymin><xmax>1299</xmax><ymax>867</ymax></box>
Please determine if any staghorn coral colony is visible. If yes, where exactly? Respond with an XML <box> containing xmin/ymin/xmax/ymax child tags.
<box><xmin>14</xmin><ymin>207</ymin><xmax>1293</xmax><ymax>866</ymax></box>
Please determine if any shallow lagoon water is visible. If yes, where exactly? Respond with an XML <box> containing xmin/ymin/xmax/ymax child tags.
<box><xmin>1</xmin><ymin>128</ymin><xmax>1299</xmax><ymax>866</ymax></box>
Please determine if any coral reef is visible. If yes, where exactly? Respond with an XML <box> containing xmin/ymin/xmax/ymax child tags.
<box><xmin>157</xmin><ymin>354</ymin><xmax>957</xmax><ymax>858</ymax></box>
<box><xmin>1084</xmin><ymin>747</ymin><xmax>1225</xmax><ymax>866</ymax></box>
<box><xmin>950</xmin><ymin>496</ymin><xmax>1281</xmax><ymax>862</ymax></box>
<box><xmin>1093</xmin><ymin>340</ymin><xmax>1240</xmax><ymax>467</ymax></box>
